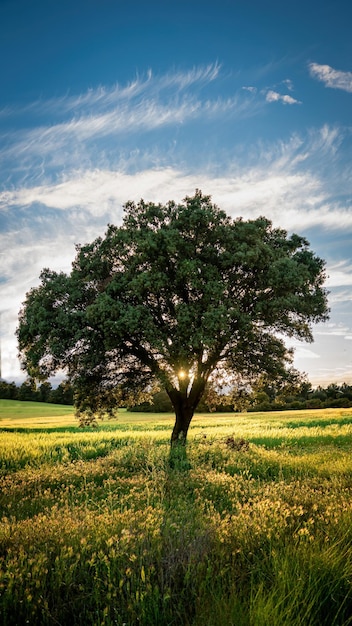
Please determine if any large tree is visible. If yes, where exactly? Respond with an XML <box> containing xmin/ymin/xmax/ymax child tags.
<box><xmin>17</xmin><ymin>191</ymin><xmax>329</xmax><ymax>444</ymax></box>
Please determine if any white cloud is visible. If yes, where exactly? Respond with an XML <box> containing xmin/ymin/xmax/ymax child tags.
<box><xmin>329</xmin><ymin>289</ymin><xmax>352</xmax><ymax>304</ymax></box>
<box><xmin>309</xmin><ymin>62</ymin><xmax>352</xmax><ymax>93</ymax></box>
<box><xmin>309</xmin><ymin>367</ymin><xmax>352</xmax><ymax>386</ymax></box>
<box><xmin>242</xmin><ymin>86</ymin><xmax>257</xmax><ymax>93</ymax></box>
<box><xmin>326</xmin><ymin>261</ymin><xmax>352</xmax><ymax>288</ymax></box>
<box><xmin>0</xmin><ymin>62</ymin><xmax>257</xmax><ymax>175</ymax></box>
<box><xmin>282</xmin><ymin>79</ymin><xmax>294</xmax><ymax>91</ymax></box>
<box><xmin>0</xmin><ymin>233</ymin><xmax>79</xmax><ymax>382</ymax></box>
<box><xmin>315</xmin><ymin>322</ymin><xmax>352</xmax><ymax>338</ymax></box>
<box><xmin>0</xmin><ymin>95</ymin><xmax>260</xmax><ymax>178</ymax></box>
<box><xmin>1</xmin><ymin>64</ymin><xmax>222</xmax><ymax>119</ymax></box>
<box><xmin>292</xmin><ymin>345</ymin><xmax>320</xmax><ymax>360</ymax></box>
<box><xmin>290</xmin><ymin>325</ymin><xmax>352</xmax><ymax>386</ymax></box>
<box><xmin>266</xmin><ymin>90</ymin><xmax>301</xmax><ymax>105</ymax></box>
<box><xmin>0</xmin><ymin>165</ymin><xmax>349</xmax><ymax>235</ymax></box>
<box><xmin>1</xmin><ymin>124</ymin><xmax>351</xmax><ymax>235</ymax></box>
<box><xmin>2</xmin><ymin>99</ymin><xmax>203</xmax><ymax>161</ymax></box>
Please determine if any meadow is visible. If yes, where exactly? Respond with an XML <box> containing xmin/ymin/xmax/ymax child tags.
<box><xmin>1</xmin><ymin>400</ymin><xmax>352</xmax><ymax>625</ymax></box>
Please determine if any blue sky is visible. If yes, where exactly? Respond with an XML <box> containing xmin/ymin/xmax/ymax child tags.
<box><xmin>0</xmin><ymin>0</ymin><xmax>351</xmax><ymax>386</ymax></box>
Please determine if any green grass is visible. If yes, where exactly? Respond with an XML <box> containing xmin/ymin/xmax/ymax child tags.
<box><xmin>1</xmin><ymin>401</ymin><xmax>352</xmax><ymax>625</ymax></box>
<box><xmin>0</xmin><ymin>399</ymin><xmax>76</xmax><ymax>426</ymax></box>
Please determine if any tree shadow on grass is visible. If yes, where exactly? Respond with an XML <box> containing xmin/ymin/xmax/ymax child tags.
<box><xmin>159</xmin><ymin>443</ymin><xmax>214</xmax><ymax>624</ymax></box>
<box><xmin>168</xmin><ymin>443</ymin><xmax>192</xmax><ymax>472</ymax></box>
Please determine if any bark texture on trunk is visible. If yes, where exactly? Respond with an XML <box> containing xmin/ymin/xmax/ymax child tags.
<box><xmin>168</xmin><ymin>376</ymin><xmax>207</xmax><ymax>446</ymax></box>
<box><xmin>170</xmin><ymin>404</ymin><xmax>194</xmax><ymax>445</ymax></box>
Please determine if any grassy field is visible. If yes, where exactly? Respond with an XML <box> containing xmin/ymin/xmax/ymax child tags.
<box><xmin>1</xmin><ymin>400</ymin><xmax>352</xmax><ymax>625</ymax></box>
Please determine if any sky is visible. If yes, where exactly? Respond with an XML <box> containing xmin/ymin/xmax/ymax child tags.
<box><xmin>0</xmin><ymin>0</ymin><xmax>352</xmax><ymax>387</ymax></box>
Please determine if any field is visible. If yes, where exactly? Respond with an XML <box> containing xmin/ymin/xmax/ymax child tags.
<box><xmin>1</xmin><ymin>400</ymin><xmax>352</xmax><ymax>625</ymax></box>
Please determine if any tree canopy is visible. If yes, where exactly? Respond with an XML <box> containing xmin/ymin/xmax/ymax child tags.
<box><xmin>17</xmin><ymin>191</ymin><xmax>329</xmax><ymax>443</ymax></box>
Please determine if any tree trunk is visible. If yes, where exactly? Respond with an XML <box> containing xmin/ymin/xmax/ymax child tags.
<box><xmin>168</xmin><ymin>377</ymin><xmax>206</xmax><ymax>447</ymax></box>
<box><xmin>170</xmin><ymin>403</ymin><xmax>194</xmax><ymax>446</ymax></box>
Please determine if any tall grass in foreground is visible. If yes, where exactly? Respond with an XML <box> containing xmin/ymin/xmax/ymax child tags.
<box><xmin>1</xmin><ymin>405</ymin><xmax>352</xmax><ymax>625</ymax></box>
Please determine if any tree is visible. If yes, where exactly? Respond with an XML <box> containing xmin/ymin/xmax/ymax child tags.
<box><xmin>17</xmin><ymin>191</ymin><xmax>329</xmax><ymax>444</ymax></box>
<box><xmin>38</xmin><ymin>381</ymin><xmax>52</xmax><ymax>403</ymax></box>
<box><xmin>50</xmin><ymin>380</ymin><xmax>74</xmax><ymax>405</ymax></box>
<box><xmin>0</xmin><ymin>380</ymin><xmax>18</xmax><ymax>400</ymax></box>
<box><xmin>18</xmin><ymin>378</ymin><xmax>38</xmax><ymax>402</ymax></box>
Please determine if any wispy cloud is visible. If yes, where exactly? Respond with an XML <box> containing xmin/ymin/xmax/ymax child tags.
<box><xmin>0</xmin><ymin>64</ymin><xmax>222</xmax><ymax>119</ymax></box>
<box><xmin>329</xmin><ymin>289</ymin><xmax>352</xmax><ymax>304</ymax></box>
<box><xmin>0</xmin><ymin>64</ymin><xmax>265</xmax><ymax>183</ymax></box>
<box><xmin>309</xmin><ymin>62</ymin><xmax>352</xmax><ymax>93</ymax></box>
<box><xmin>266</xmin><ymin>90</ymin><xmax>301</xmax><ymax>105</ymax></box>
<box><xmin>242</xmin><ymin>86</ymin><xmax>257</xmax><ymax>94</ymax></box>
<box><xmin>315</xmin><ymin>322</ymin><xmax>352</xmax><ymax>338</ymax></box>
<box><xmin>326</xmin><ymin>261</ymin><xmax>352</xmax><ymax>288</ymax></box>
<box><xmin>1</xmin><ymin>98</ymin><xmax>228</xmax><ymax>162</ymax></box>
<box><xmin>282</xmin><ymin>79</ymin><xmax>294</xmax><ymax>91</ymax></box>
<box><xmin>1</xmin><ymin>124</ymin><xmax>350</xmax><ymax>236</ymax></box>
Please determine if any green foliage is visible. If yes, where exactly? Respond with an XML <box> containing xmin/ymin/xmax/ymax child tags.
<box><xmin>17</xmin><ymin>191</ymin><xmax>329</xmax><ymax>440</ymax></box>
<box><xmin>129</xmin><ymin>390</ymin><xmax>174</xmax><ymax>413</ymax></box>
<box><xmin>17</xmin><ymin>378</ymin><xmax>37</xmax><ymax>401</ymax></box>
<box><xmin>0</xmin><ymin>379</ymin><xmax>74</xmax><ymax>405</ymax></box>
<box><xmin>249</xmin><ymin>377</ymin><xmax>352</xmax><ymax>412</ymax></box>
<box><xmin>0</xmin><ymin>381</ymin><xmax>17</xmax><ymax>400</ymax></box>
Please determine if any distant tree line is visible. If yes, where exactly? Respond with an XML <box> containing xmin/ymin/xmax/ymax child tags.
<box><xmin>130</xmin><ymin>379</ymin><xmax>352</xmax><ymax>413</ymax></box>
<box><xmin>0</xmin><ymin>379</ymin><xmax>74</xmax><ymax>405</ymax></box>
<box><xmin>246</xmin><ymin>380</ymin><xmax>352</xmax><ymax>412</ymax></box>
<box><xmin>1</xmin><ymin>377</ymin><xmax>351</xmax><ymax>412</ymax></box>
